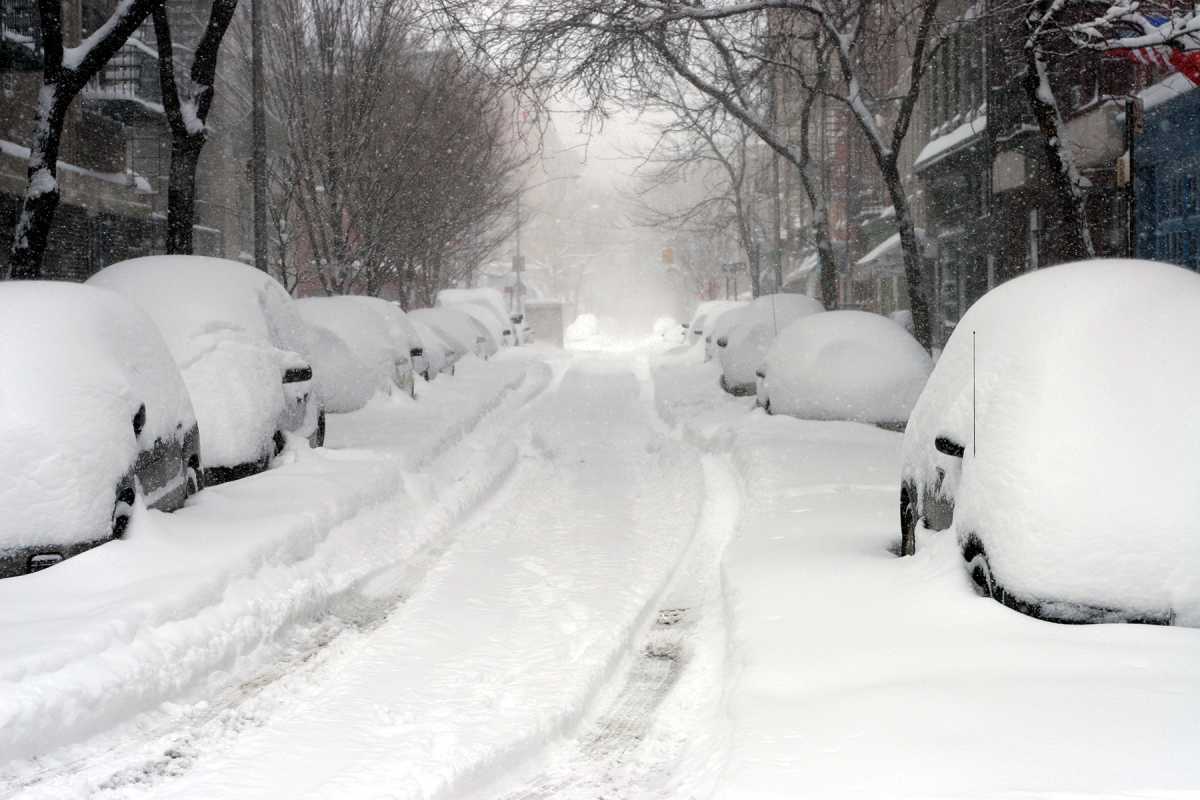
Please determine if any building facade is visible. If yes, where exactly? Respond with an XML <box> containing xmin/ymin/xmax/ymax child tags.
<box><xmin>0</xmin><ymin>0</ymin><xmax>253</xmax><ymax>280</ymax></box>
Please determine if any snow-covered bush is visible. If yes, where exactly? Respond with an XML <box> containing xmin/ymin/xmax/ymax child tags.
<box><xmin>761</xmin><ymin>309</ymin><xmax>931</xmax><ymax>425</ymax></box>
<box><xmin>901</xmin><ymin>259</ymin><xmax>1200</xmax><ymax>626</ymax></box>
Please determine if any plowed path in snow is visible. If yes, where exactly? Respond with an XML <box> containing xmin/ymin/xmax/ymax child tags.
<box><xmin>62</xmin><ymin>353</ymin><xmax>714</xmax><ymax>800</ymax></box>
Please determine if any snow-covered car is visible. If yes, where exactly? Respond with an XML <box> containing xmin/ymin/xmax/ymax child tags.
<box><xmin>411</xmin><ymin>307</ymin><xmax>494</xmax><ymax>360</ymax></box>
<box><xmin>0</xmin><ymin>282</ymin><xmax>201</xmax><ymax>578</ymax></box>
<box><xmin>447</xmin><ymin>302</ymin><xmax>504</xmax><ymax>355</ymax></box>
<box><xmin>335</xmin><ymin>296</ymin><xmax>419</xmax><ymax>397</ymax></box>
<box><xmin>687</xmin><ymin>300</ymin><xmax>741</xmax><ymax>347</ymax></box>
<box><xmin>716</xmin><ymin>293</ymin><xmax>824</xmax><ymax>394</ymax></box>
<box><xmin>899</xmin><ymin>259</ymin><xmax>1200</xmax><ymax>626</ymax></box>
<box><xmin>300</xmin><ymin>322</ymin><xmax>377</xmax><ymax>414</ymax></box>
<box><xmin>410</xmin><ymin>319</ymin><xmax>455</xmax><ymax>378</ymax></box>
<box><xmin>759</xmin><ymin>309</ymin><xmax>931</xmax><ymax>426</ymax></box>
<box><xmin>295</xmin><ymin>296</ymin><xmax>412</xmax><ymax>405</ymax></box>
<box><xmin>89</xmin><ymin>256</ymin><xmax>323</xmax><ymax>486</ymax></box>
<box><xmin>436</xmin><ymin>288</ymin><xmax>514</xmax><ymax>346</ymax></box>
<box><xmin>703</xmin><ymin>301</ymin><xmax>749</xmax><ymax>361</ymax></box>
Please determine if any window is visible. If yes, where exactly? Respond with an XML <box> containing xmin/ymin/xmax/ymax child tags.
<box><xmin>1186</xmin><ymin>174</ymin><xmax>1196</xmax><ymax>216</ymax></box>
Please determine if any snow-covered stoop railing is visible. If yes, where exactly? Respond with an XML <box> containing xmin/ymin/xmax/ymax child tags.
<box><xmin>0</xmin><ymin>356</ymin><xmax>543</xmax><ymax>773</ymax></box>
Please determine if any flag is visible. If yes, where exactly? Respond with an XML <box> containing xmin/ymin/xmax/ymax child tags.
<box><xmin>1112</xmin><ymin>14</ymin><xmax>1200</xmax><ymax>87</ymax></box>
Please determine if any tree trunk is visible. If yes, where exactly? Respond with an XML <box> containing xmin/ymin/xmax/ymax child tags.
<box><xmin>1023</xmin><ymin>10</ymin><xmax>1095</xmax><ymax>264</ymax></box>
<box><xmin>8</xmin><ymin>94</ymin><xmax>68</xmax><ymax>279</ymax></box>
<box><xmin>165</xmin><ymin>135</ymin><xmax>205</xmax><ymax>254</ymax></box>
<box><xmin>882</xmin><ymin>159</ymin><xmax>933</xmax><ymax>350</ymax></box>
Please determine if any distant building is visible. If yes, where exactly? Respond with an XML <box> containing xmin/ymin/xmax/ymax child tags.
<box><xmin>1134</xmin><ymin>74</ymin><xmax>1200</xmax><ymax>269</ymax></box>
<box><xmin>0</xmin><ymin>0</ymin><xmax>253</xmax><ymax>279</ymax></box>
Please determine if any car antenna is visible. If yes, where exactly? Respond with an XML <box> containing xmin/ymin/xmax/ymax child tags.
<box><xmin>973</xmin><ymin>330</ymin><xmax>977</xmax><ymax>457</ymax></box>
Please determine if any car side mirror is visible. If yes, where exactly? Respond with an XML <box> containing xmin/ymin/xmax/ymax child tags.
<box><xmin>716</xmin><ymin>336</ymin><xmax>728</xmax><ymax>348</ymax></box>
<box><xmin>132</xmin><ymin>403</ymin><xmax>147</xmax><ymax>438</ymax></box>
<box><xmin>935</xmin><ymin>436</ymin><xmax>965</xmax><ymax>458</ymax></box>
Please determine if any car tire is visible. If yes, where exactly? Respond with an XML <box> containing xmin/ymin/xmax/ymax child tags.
<box><xmin>112</xmin><ymin>481</ymin><xmax>136</xmax><ymax>539</ymax></box>
<box><xmin>900</xmin><ymin>483</ymin><xmax>918</xmax><ymax>556</ymax></box>
<box><xmin>185</xmin><ymin>457</ymin><xmax>202</xmax><ymax>498</ymax></box>
<box><xmin>311</xmin><ymin>409</ymin><xmax>326</xmax><ymax>448</ymax></box>
<box><xmin>961</xmin><ymin>533</ymin><xmax>995</xmax><ymax>597</ymax></box>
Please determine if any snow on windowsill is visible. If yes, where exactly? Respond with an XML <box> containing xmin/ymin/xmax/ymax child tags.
<box><xmin>914</xmin><ymin>114</ymin><xmax>987</xmax><ymax>171</ymax></box>
<box><xmin>0</xmin><ymin>139</ymin><xmax>154</xmax><ymax>194</ymax></box>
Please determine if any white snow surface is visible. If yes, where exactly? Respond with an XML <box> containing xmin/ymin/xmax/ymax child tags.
<box><xmin>651</xmin><ymin>343</ymin><xmax>1200</xmax><ymax>799</ymax></box>
<box><xmin>87</xmin><ymin>257</ymin><xmax>311</xmax><ymax>469</ymax></box>
<box><xmin>295</xmin><ymin>296</ymin><xmax>400</xmax><ymax>403</ymax></box>
<box><xmin>410</xmin><ymin>319</ymin><xmax>452</xmax><ymax>375</ymax></box>
<box><xmin>0</xmin><ymin>282</ymin><xmax>195</xmax><ymax>550</ymax></box>
<box><xmin>686</xmin><ymin>300</ymin><xmax>740</xmax><ymax>342</ymax></box>
<box><xmin>565</xmin><ymin>312</ymin><xmax>599</xmax><ymax>341</ymax></box>
<box><xmin>762</xmin><ymin>309</ymin><xmax>931</xmax><ymax>424</ymax></box>
<box><xmin>0</xmin><ymin>353</ymin><xmax>544</xmax><ymax>787</ymax></box>
<box><xmin>703</xmin><ymin>301</ymin><xmax>749</xmax><ymax>360</ymax></box>
<box><xmin>344</xmin><ymin>296</ymin><xmax>419</xmax><ymax>362</ymax></box>
<box><xmin>902</xmin><ymin>259</ymin><xmax>1200</xmax><ymax>623</ymax></box>
<box><xmin>436</xmin><ymin>288</ymin><xmax>512</xmax><ymax>344</ymax></box>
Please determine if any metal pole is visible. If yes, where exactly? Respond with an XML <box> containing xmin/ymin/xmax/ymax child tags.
<box><xmin>251</xmin><ymin>0</ymin><xmax>268</xmax><ymax>272</ymax></box>
<box><xmin>1126</xmin><ymin>97</ymin><xmax>1137</xmax><ymax>259</ymax></box>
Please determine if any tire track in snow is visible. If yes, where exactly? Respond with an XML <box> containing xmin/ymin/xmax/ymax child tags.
<box><xmin>484</xmin><ymin>453</ymin><xmax>742</xmax><ymax>800</ymax></box>
<box><xmin>2</xmin><ymin>360</ymin><xmax>553</xmax><ymax>800</ymax></box>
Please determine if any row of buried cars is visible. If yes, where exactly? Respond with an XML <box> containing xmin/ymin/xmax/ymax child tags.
<box><xmin>0</xmin><ymin>255</ymin><xmax>525</xmax><ymax>579</ymax></box>
<box><xmin>684</xmin><ymin>258</ymin><xmax>1200</xmax><ymax>628</ymax></box>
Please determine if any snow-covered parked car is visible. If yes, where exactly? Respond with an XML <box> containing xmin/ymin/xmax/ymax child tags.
<box><xmin>703</xmin><ymin>301</ymin><xmax>749</xmax><ymax>361</ymax></box>
<box><xmin>900</xmin><ymin>259</ymin><xmax>1200</xmax><ymax>626</ymax></box>
<box><xmin>409</xmin><ymin>319</ymin><xmax>455</xmax><ymax>378</ymax></box>
<box><xmin>300</xmin><ymin>322</ymin><xmax>377</xmax><ymax>414</ymax></box>
<box><xmin>340</xmin><ymin>296</ymin><xmax>420</xmax><ymax>396</ymax></box>
<box><xmin>89</xmin><ymin>256</ymin><xmax>323</xmax><ymax>486</ymax></box>
<box><xmin>716</xmin><ymin>293</ymin><xmax>824</xmax><ymax>394</ymax></box>
<box><xmin>408</xmin><ymin>304</ymin><xmax>492</xmax><ymax>357</ymax></box>
<box><xmin>0</xmin><ymin>282</ymin><xmax>200</xmax><ymax>578</ymax></box>
<box><xmin>436</xmin><ymin>288</ymin><xmax>514</xmax><ymax>346</ymax></box>
<box><xmin>296</xmin><ymin>296</ymin><xmax>412</xmax><ymax>406</ymax></box>
<box><xmin>759</xmin><ymin>309</ymin><xmax>931</xmax><ymax>426</ymax></box>
<box><xmin>686</xmin><ymin>300</ymin><xmax>741</xmax><ymax>346</ymax></box>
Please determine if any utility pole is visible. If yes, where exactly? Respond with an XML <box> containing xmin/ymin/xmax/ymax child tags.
<box><xmin>251</xmin><ymin>0</ymin><xmax>268</xmax><ymax>272</ymax></box>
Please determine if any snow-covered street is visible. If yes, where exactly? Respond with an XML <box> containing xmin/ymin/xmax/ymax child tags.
<box><xmin>3</xmin><ymin>339</ymin><xmax>1200</xmax><ymax>799</ymax></box>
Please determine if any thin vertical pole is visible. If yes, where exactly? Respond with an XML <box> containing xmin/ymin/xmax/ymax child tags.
<box><xmin>251</xmin><ymin>0</ymin><xmax>268</xmax><ymax>272</ymax></box>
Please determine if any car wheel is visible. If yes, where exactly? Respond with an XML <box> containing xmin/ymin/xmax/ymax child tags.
<box><xmin>310</xmin><ymin>409</ymin><xmax>326</xmax><ymax>448</ymax></box>
<box><xmin>900</xmin><ymin>483</ymin><xmax>918</xmax><ymax>556</ymax></box>
<box><xmin>961</xmin><ymin>533</ymin><xmax>995</xmax><ymax>597</ymax></box>
<box><xmin>112</xmin><ymin>482</ymin><xmax>136</xmax><ymax>539</ymax></box>
<box><xmin>273</xmin><ymin>429</ymin><xmax>287</xmax><ymax>457</ymax></box>
<box><xmin>185</xmin><ymin>456</ymin><xmax>202</xmax><ymax>498</ymax></box>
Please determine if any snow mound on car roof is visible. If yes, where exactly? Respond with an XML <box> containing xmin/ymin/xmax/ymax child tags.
<box><xmin>903</xmin><ymin>259</ymin><xmax>1200</xmax><ymax>623</ymax></box>
<box><xmin>343</xmin><ymin>296</ymin><xmax>417</xmax><ymax>361</ymax></box>
<box><xmin>299</xmin><ymin>320</ymin><xmax>378</xmax><ymax>414</ymax></box>
<box><xmin>0</xmin><ymin>282</ymin><xmax>195</xmax><ymax>550</ymax></box>
<box><xmin>764</xmin><ymin>310</ymin><xmax>931</xmax><ymax>424</ymax></box>
<box><xmin>719</xmin><ymin>294</ymin><xmax>826</xmax><ymax>389</ymax></box>
<box><xmin>408</xmin><ymin>308</ymin><xmax>475</xmax><ymax>358</ymax></box>
<box><xmin>88</xmin><ymin>256</ymin><xmax>309</xmax><ymax>468</ymax></box>
<box><xmin>296</xmin><ymin>297</ymin><xmax>399</xmax><ymax>404</ymax></box>
<box><xmin>687</xmin><ymin>300</ymin><xmax>741</xmax><ymax>337</ymax></box>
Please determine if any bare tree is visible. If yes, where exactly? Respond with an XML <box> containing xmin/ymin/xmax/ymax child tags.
<box><xmin>7</xmin><ymin>0</ymin><xmax>161</xmax><ymax>278</ymax></box>
<box><xmin>629</xmin><ymin>78</ymin><xmax>770</xmax><ymax>298</ymax></box>
<box><xmin>152</xmin><ymin>0</ymin><xmax>240</xmax><ymax>254</ymax></box>
<box><xmin>437</xmin><ymin>0</ymin><xmax>946</xmax><ymax>348</ymax></box>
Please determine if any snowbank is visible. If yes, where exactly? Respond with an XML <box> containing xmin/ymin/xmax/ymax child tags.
<box><xmin>0</xmin><ymin>355</ymin><xmax>545</xmax><ymax>771</ymax></box>
<box><xmin>88</xmin><ymin>256</ymin><xmax>312</xmax><ymax>471</ymax></box>
<box><xmin>566</xmin><ymin>313</ymin><xmax>599</xmax><ymax>341</ymax></box>
<box><xmin>902</xmin><ymin>259</ymin><xmax>1200</xmax><ymax>624</ymax></box>
<box><xmin>0</xmin><ymin>282</ymin><xmax>195</xmax><ymax>552</ymax></box>
<box><xmin>650</xmin><ymin>350</ymin><xmax>1200</xmax><ymax>799</ymax></box>
<box><xmin>761</xmin><ymin>310</ymin><xmax>931</xmax><ymax>425</ymax></box>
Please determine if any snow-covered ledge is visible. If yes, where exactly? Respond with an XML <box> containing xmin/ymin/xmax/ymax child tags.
<box><xmin>914</xmin><ymin>115</ymin><xmax>987</xmax><ymax>172</ymax></box>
